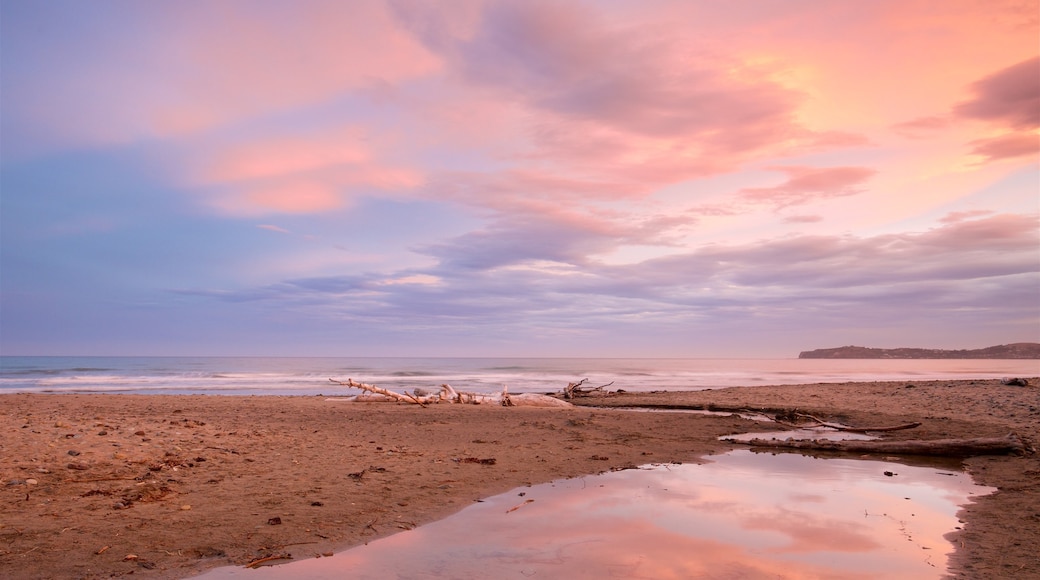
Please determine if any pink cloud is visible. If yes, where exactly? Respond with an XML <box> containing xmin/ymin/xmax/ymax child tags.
<box><xmin>202</xmin><ymin>131</ymin><xmax>372</xmax><ymax>184</ymax></box>
<box><xmin>742</xmin><ymin>512</ymin><xmax>880</xmax><ymax>553</ymax></box>
<box><xmin>429</xmin><ymin>168</ymin><xmax>641</xmax><ymax>205</ymax></box>
<box><xmin>189</xmin><ymin>125</ymin><xmax>422</xmax><ymax>216</ymax></box>
<box><xmin>783</xmin><ymin>214</ymin><xmax>824</xmax><ymax>224</ymax></box>
<box><xmin>802</xmin><ymin>130</ymin><xmax>872</xmax><ymax>148</ymax></box>
<box><xmin>166</xmin><ymin>1</ymin><xmax>441</xmax><ymax>116</ymax></box>
<box><xmin>740</xmin><ymin>166</ymin><xmax>877</xmax><ymax>208</ymax></box>
<box><xmin>417</xmin><ymin>187</ymin><xmax>705</xmax><ymax>270</ymax></box>
<box><xmin>200</xmin><ymin>161</ymin><xmax>423</xmax><ymax>216</ymax></box>
<box><xmin>939</xmin><ymin>210</ymin><xmax>994</xmax><ymax>224</ymax></box>
<box><xmin>954</xmin><ymin>56</ymin><xmax>1040</xmax><ymax>130</ymax></box>
<box><xmin>968</xmin><ymin>132</ymin><xmax>1039</xmax><ymax>161</ymax></box>
<box><xmin>5</xmin><ymin>1</ymin><xmax>441</xmax><ymax>156</ymax></box>
<box><xmin>212</xmin><ymin>182</ymin><xmax>343</xmax><ymax>216</ymax></box>
<box><xmin>891</xmin><ymin>116</ymin><xmax>951</xmax><ymax>139</ymax></box>
<box><xmin>395</xmin><ymin>0</ymin><xmax>814</xmax><ymax>183</ymax></box>
<box><xmin>510</xmin><ymin>116</ymin><xmax>869</xmax><ymax>204</ymax></box>
<box><xmin>519</xmin><ymin>122</ymin><xmax>728</xmax><ymax>189</ymax></box>
<box><xmin>917</xmin><ymin>212</ymin><xmax>1040</xmax><ymax>253</ymax></box>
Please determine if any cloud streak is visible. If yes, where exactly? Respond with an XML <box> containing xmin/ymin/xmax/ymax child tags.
<box><xmin>739</xmin><ymin>166</ymin><xmax>877</xmax><ymax>208</ymax></box>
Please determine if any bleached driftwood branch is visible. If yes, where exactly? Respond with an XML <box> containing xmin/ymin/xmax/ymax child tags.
<box><xmin>729</xmin><ymin>433</ymin><xmax>1025</xmax><ymax>457</ymax></box>
<box><xmin>331</xmin><ymin>378</ymin><xmax>426</xmax><ymax>405</ymax></box>
<box><xmin>779</xmin><ymin>412</ymin><xmax>922</xmax><ymax>433</ymax></box>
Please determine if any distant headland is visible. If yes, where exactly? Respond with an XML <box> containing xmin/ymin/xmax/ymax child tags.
<box><xmin>798</xmin><ymin>342</ymin><xmax>1040</xmax><ymax>359</ymax></box>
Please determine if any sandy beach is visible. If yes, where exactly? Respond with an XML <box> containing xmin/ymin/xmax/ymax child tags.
<box><xmin>1</xmin><ymin>378</ymin><xmax>1037</xmax><ymax>579</ymax></box>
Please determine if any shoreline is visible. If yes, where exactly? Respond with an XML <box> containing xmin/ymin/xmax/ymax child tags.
<box><xmin>2</xmin><ymin>378</ymin><xmax>1037</xmax><ymax>579</ymax></box>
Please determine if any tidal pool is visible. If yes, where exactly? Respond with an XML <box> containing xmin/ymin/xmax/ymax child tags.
<box><xmin>198</xmin><ymin>450</ymin><xmax>993</xmax><ymax>579</ymax></box>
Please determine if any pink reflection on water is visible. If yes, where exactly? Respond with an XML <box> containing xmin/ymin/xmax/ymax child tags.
<box><xmin>198</xmin><ymin>450</ymin><xmax>992</xmax><ymax>579</ymax></box>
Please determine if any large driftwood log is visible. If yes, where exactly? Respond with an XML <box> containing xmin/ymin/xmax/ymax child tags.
<box><xmin>505</xmin><ymin>392</ymin><xmax>575</xmax><ymax>408</ymax></box>
<box><xmin>730</xmin><ymin>433</ymin><xmax>1025</xmax><ymax>457</ymax></box>
<box><xmin>329</xmin><ymin>379</ymin><xmax>573</xmax><ymax>408</ymax></box>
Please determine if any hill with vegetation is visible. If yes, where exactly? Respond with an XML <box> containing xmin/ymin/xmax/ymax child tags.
<box><xmin>798</xmin><ymin>343</ymin><xmax>1040</xmax><ymax>359</ymax></box>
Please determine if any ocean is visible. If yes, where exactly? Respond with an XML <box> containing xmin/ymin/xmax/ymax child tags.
<box><xmin>1</xmin><ymin>356</ymin><xmax>1037</xmax><ymax>396</ymax></box>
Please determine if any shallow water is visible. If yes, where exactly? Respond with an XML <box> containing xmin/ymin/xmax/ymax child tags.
<box><xmin>197</xmin><ymin>450</ymin><xmax>992</xmax><ymax>580</ymax></box>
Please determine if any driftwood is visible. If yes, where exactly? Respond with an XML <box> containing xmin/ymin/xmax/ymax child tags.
<box><xmin>563</xmin><ymin>378</ymin><xmax>615</xmax><ymax>399</ymax></box>
<box><xmin>777</xmin><ymin>412</ymin><xmax>922</xmax><ymax>433</ymax></box>
<box><xmin>329</xmin><ymin>379</ymin><xmax>573</xmax><ymax>408</ymax></box>
<box><xmin>245</xmin><ymin>554</ymin><xmax>293</xmax><ymax>569</ymax></box>
<box><xmin>731</xmin><ymin>433</ymin><xmax>1025</xmax><ymax>457</ymax></box>
<box><xmin>350</xmin><ymin>393</ymin><xmax>399</xmax><ymax>403</ymax></box>
<box><xmin>332</xmin><ymin>379</ymin><xmax>427</xmax><ymax>404</ymax></box>
<box><xmin>504</xmin><ymin>392</ymin><xmax>575</xmax><ymax>408</ymax></box>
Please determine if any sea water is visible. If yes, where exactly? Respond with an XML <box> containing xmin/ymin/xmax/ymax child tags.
<box><xmin>1</xmin><ymin>356</ymin><xmax>1037</xmax><ymax>395</ymax></box>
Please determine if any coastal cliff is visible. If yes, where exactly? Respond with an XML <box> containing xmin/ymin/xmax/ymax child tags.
<box><xmin>798</xmin><ymin>342</ymin><xmax>1040</xmax><ymax>359</ymax></box>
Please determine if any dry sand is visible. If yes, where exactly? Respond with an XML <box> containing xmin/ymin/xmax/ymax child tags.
<box><xmin>1</xmin><ymin>378</ymin><xmax>1037</xmax><ymax>579</ymax></box>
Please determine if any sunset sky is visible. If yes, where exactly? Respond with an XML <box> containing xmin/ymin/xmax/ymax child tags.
<box><xmin>2</xmin><ymin>0</ymin><xmax>1037</xmax><ymax>357</ymax></box>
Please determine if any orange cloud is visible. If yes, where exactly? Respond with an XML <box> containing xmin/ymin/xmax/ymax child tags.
<box><xmin>680</xmin><ymin>1</ymin><xmax>1039</xmax><ymax>139</ymax></box>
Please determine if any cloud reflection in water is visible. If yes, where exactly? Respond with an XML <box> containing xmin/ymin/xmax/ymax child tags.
<box><xmin>199</xmin><ymin>450</ymin><xmax>992</xmax><ymax>579</ymax></box>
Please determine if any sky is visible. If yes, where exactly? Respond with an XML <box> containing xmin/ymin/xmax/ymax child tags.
<box><xmin>1</xmin><ymin>0</ymin><xmax>1038</xmax><ymax>358</ymax></box>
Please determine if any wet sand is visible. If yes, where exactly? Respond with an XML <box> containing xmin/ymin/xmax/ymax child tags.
<box><xmin>1</xmin><ymin>378</ymin><xmax>1037</xmax><ymax>579</ymax></box>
